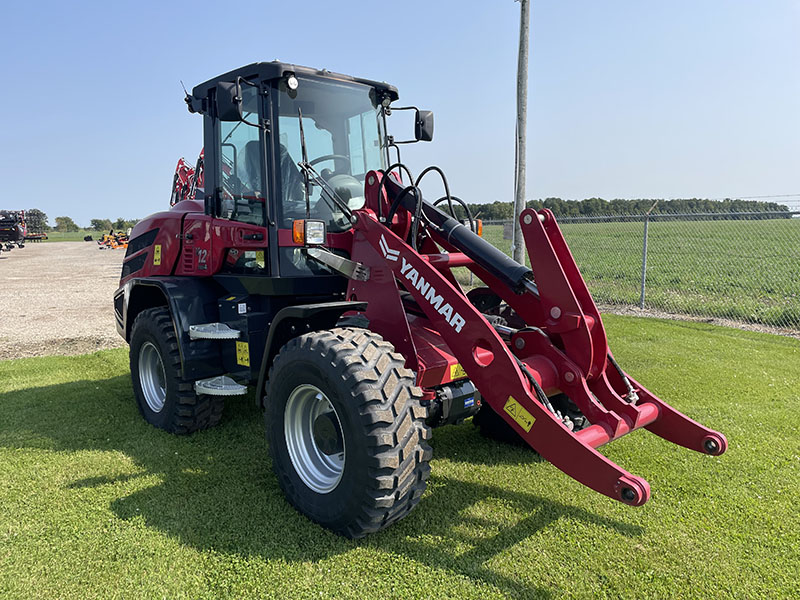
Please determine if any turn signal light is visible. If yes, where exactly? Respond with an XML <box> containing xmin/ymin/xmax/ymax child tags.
<box><xmin>292</xmin><ymin>220</ymin><xmax>304</xmax><ymax>244</ymax></box>
<box><xmin>292</xmin><ymin>219</ymin><xmax>326</xmax><ymax>246</ymax></box>
<box><xmin>475</xmin><ymin>219</ymin><xmax>483</xmax><ymax>237</ymax></box>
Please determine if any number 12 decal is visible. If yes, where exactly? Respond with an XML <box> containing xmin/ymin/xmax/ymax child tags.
<box><xmin>196</xmin><ymin>248</ymin><xmax>208</xmax><ymax>270</ymax></box>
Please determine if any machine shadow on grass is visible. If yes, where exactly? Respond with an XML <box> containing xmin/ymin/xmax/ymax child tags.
<box><xmin>0</xmin><ymin>375</ymin><xmax>643</xmax><ymax>599</ymax></box>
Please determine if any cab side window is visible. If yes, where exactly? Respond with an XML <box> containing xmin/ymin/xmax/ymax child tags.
<box><xmin>217</xmin><ymin>85</ymin><xmax>266</xmax><ymax>226</ymax></box>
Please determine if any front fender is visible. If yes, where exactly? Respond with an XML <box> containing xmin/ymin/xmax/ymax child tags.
<box><xmin>255</xmin><ymin>301</ymin><xmax>367</xmax><ymax>407</ymax></box>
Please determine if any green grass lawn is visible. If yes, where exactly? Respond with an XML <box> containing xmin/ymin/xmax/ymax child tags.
<box><xmin>38</xmin><ymin>229</ymin><xmax>97</xmax><ymax>242</ymax></box>
<box><xmin>1</xmin><ymin>316</ymin><xmax>798</xmax><ymax>599</ymax></box>
<box><xmin>479</xmin><ymin>218</ymin><xmax>800</xmax><ymax>329</ymax></box>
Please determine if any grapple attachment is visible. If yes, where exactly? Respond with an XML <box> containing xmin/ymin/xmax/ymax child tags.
<box><xmin>352</xmin><ymin>174</ymin><xmax>727</xmax><ymax>506</ymax></box>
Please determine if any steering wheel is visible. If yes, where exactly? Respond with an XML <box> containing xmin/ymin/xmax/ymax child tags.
<box><xmin>309</xmin><ymin>154</ymin><xmax>351</xmax><ymax>173</ymax></box>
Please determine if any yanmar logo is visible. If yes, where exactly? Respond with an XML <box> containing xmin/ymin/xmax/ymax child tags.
<box><xmin>400</xmin><ymin>257</ymin><xmax>465</xmax><ymax>333</ymax></box>
<box><xmin>379</xmin><ymin>235</ymin><xmax>399</xmax><ymax>261</ymax></box>
<box><xmin>380</xmin><ymin>234</ymin><xmax>465</xmax><ymax>333</ymax></box>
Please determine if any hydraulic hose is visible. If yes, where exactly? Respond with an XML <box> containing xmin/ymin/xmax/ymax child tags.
<box><xmin>421</xmin><ymin>201</ymin><xmax>532</xmax><ymax>292</ymax></box>
<box><xmin>377</xmin><ymin>166</ymin><xmax>533</xmax><ymax>293</ymax></box>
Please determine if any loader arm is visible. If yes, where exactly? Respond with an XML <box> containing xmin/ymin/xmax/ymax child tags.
<box><xmin>350</xmin><ymin>171</ymin><xmax>727</xmax><ymax>507</ymax></box>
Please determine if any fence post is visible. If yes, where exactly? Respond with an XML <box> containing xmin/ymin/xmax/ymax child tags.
<box><xmin>639</xmin><ymin>202</ymin><xmax>658</xmax><ymax>309</ymax></box>
<box><xmin>639</xmin><ymin>216</ymin><xmax>649</xmax><ymax>308</ymax></box>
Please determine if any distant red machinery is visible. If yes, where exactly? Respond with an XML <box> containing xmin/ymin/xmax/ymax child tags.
<box><xmin>170</xmin><ymin>149</ymin><xmax>204</xmax><ymax>206</ymax></box>
<box><xmin>0</xmin><ymin>210</ymin><xmax>27</xmax><ymax>251</ymax></box>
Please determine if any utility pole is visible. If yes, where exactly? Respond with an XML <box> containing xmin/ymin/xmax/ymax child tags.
<box><xmin>512</xmin><ymin>0</ymin><xmax>530</xmax><ymax>265</ymax></box>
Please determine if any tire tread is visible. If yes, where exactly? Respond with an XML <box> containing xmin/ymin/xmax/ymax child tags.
<box><xmin>267</xmin><ymin>327</ymin><xmax>432</xmax><ymax>538</ymax></box>
<box><xmin>131</xmin><ymin>307</ymin><xmax>224</xmax><ymax>434</ymax></box>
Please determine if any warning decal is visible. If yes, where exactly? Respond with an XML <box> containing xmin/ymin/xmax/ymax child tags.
<box><xmin>503</xmin><ymin>396</ymin><xmax>535</xmax><ymax>432</ymax></box>
<box><xmin>450</xmin><ymin>363</ymin><xmax>467</xmax><ymax>380</ymax></box>
<box><xmin>153</xmin><ymin>245</ymin><xmax>162</xmax><ymax>266</ymax></box>
<box><xmin>236</xmin><ymin>341</ymin><xmax>250</xmax><ymax>367</ymax></box>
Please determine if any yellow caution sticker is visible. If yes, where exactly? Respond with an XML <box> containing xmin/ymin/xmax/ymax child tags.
<box><xmin>153</xmin><ymin>244</ymin><xmax>162</xmax><ymax>266</ymax></box>
<box><xmin>450</xmin><ymin>363</ymin><xmax>467</xmax><ymax>380</ymax></box>
<box><xmin>255</xmin><ymin>250</ymin><xmax>265</xmax><ymax>269</ymax></box>
<box><xmin>236</xmin><ymin>341</ymin><xmax>250</xmax><ymax>367</ymax></box>
<box><xmin>503</xmin><ymin>396</ymin><xmax>535</xmax><ymax>432</ymax></box>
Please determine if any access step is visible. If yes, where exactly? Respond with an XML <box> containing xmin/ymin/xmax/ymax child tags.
<box><xmin>194</xmin><ymin>375</ymin><xmax>248</xmax><ymax>396</ymax></box>
<box><xmin>189</xmin><ymin>322</ymin><xmax>241</xmax><ymax>340</ymax></box>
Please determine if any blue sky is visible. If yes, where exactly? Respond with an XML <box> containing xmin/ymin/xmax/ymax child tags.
<box><xmin>1</xmin><ymin>0</ymin><xmax>798</xmax><ymax>226</ymax></box>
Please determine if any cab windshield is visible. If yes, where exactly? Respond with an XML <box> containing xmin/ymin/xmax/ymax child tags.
<box><xmin>277</xmin><ymin>76</ymin><xmax>385</xmax><ymax>232</ymax></box>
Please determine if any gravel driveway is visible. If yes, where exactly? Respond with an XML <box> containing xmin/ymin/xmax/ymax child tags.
<box><xmin>0</xmin><ymin>242</ymin><xmax>126</xmax><ymax>360</ymax></box>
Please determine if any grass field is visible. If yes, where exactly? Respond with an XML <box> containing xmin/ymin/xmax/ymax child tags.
<box><xmin>1</xmin><ymin>315</ymin><xmax>798</xmax><ymax>599</ymax></box>
<box><xmin>479</xmin><ymin>218</ymin><xmax>800</xmax><ymax>329</ymax></box>
<box><xmin>40</xmin><ymin>229</ymin><xmax>97</xmax><ymax>242</ymax></box>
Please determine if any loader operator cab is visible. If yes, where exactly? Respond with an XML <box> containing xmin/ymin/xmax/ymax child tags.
<box><xmin>193</xmin><ymin>63</ymin><xmax>406</xmax><ymax>230</ymax></box>
<box><xmin>187</xmin><ymin>62</ymin><xmax>421</xmax><ymax>278</ymax></box>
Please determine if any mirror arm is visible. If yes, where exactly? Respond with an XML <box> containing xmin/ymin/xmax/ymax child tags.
<box><xmin>384</xmin><ymin>105</ymin><xmax>433</xmax><ymax>143</ymax></box>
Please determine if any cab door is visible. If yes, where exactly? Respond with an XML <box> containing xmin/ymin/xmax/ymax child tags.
<box><xmin>211</xmin><ymin>83</ymin><xmax>270</xmax><ymax>274</ymax></box>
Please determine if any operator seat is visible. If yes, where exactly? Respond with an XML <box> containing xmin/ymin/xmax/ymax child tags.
<box><xmin>279</xmin><ymin>144</ymin><xmax>305</xmax><ymax>204</ymax></box>
<box><xmin>242</xmin><ymin>140</ymin><xmax>262</xmax><ymax>192</ymax></box>
<box><xmin>233</xmin><ymin>140</ymin><xmax>263</xmax><ymax>225</ymax></box>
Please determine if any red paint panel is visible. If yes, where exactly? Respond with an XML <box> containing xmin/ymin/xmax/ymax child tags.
<box><xmin>121</xmin><ymin>210</ymin><xmax>185</xmax><ymax>284</ymax></box>
<box><xmin>408</xmin><ymin>316</ymin><xmax>463</xmax><ymax>387</ymax></box>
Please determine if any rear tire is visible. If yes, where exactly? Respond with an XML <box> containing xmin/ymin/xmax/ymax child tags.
<box><xmin>266</xmin><ymin>327</ymin><xmax>432</xmax><ymax>538</ymax></box>
<box><xmin>130</xmin><ymin>307</ymin><xmax>224</xmax><ymax>434</ymax></box>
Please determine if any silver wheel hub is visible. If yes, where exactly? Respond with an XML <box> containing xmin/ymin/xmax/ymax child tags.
<box><xmin>284</xmin><ymin>384</ymin><xmax>346</xmax><ymax>494</ymax></box>
<box><xmin>139</xmin><ymin>341</ymin><xmax>167</xmax><ymax>413</ymax></box>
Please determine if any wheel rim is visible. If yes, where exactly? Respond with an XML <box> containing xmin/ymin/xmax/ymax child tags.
<box><xmin>284</xmin><ymin>384</ymin><xmax>346</xmax><ymax>494</ymax></box>
<box><xmin>139</xmin><ymin>341</ymin><xmax>167</xmax><ymax>413</ymax></box>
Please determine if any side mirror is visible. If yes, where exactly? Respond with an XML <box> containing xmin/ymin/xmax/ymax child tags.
<box><xmin>415</xmin><ymin>110</ymin><xmax>434</xmax><ymax>142</ymax></box>
<box><xmin>216</xmin><ymin>81</ymin><xmax>243</xmax><ymax>122</ymax></box>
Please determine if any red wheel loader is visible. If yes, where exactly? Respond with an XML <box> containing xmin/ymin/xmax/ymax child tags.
<box><xmin>114</xmin><ymin>62</ymin><xmax>727</xmax><ymax>538</ymax></box>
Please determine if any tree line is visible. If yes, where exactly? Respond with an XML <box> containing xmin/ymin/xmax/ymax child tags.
<box><xmin>87</xmin><ymin>218</ymin><xmax>141</xmax><ymax>232</ymax></box>
<box><xmin>467</xmin><ymin>198</ymin><xmax>791</xmax><ymax>221</ymax></box>
<box><xmin>21</xmin><ymin>209</ymin><xmax>140</xmax><ymax>233</ymax></box>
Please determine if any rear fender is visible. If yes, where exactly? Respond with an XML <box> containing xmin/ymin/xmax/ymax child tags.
<box><xmin>115</xmin><ymin>277</ymin><xmax>224</xmax><ymax>381</ymax></box>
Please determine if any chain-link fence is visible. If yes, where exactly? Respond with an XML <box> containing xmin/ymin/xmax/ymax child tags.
<box><xmin>479</xmin><ymin>211</ymin><xmax>800</xmax><ymax>333</ymax></box>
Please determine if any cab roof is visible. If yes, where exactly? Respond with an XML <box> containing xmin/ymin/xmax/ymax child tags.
<box><xmin>191</xmin><ymin>61</ymin><xmax>399</xmax><ymax>101</ymax></box>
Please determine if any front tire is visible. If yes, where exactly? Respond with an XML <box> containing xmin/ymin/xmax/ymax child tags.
<box><xmin>130</xmin><ymin>307</ymin><xmax>224</xmax><ymax>434</ymax></box>
<box><xmin>266</xmin><ymin>327</ymin><xmax>432</xmax><ymax>538</ymax></box>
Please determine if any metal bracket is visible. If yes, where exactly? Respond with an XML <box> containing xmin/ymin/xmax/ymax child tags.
<box><xmin>306</xmin><ymin>247</ymin><xmax>370</xmax><ymax>281</ymax></box>
<box><xmin>189</xmin><ymin>322</ymin><xmax>241</xmax><ymax>340</ymax></box>
<box><xmin>195</xmin><ymin>375</ymin><xmax>247</xmax><ymax>396</ymax></box>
